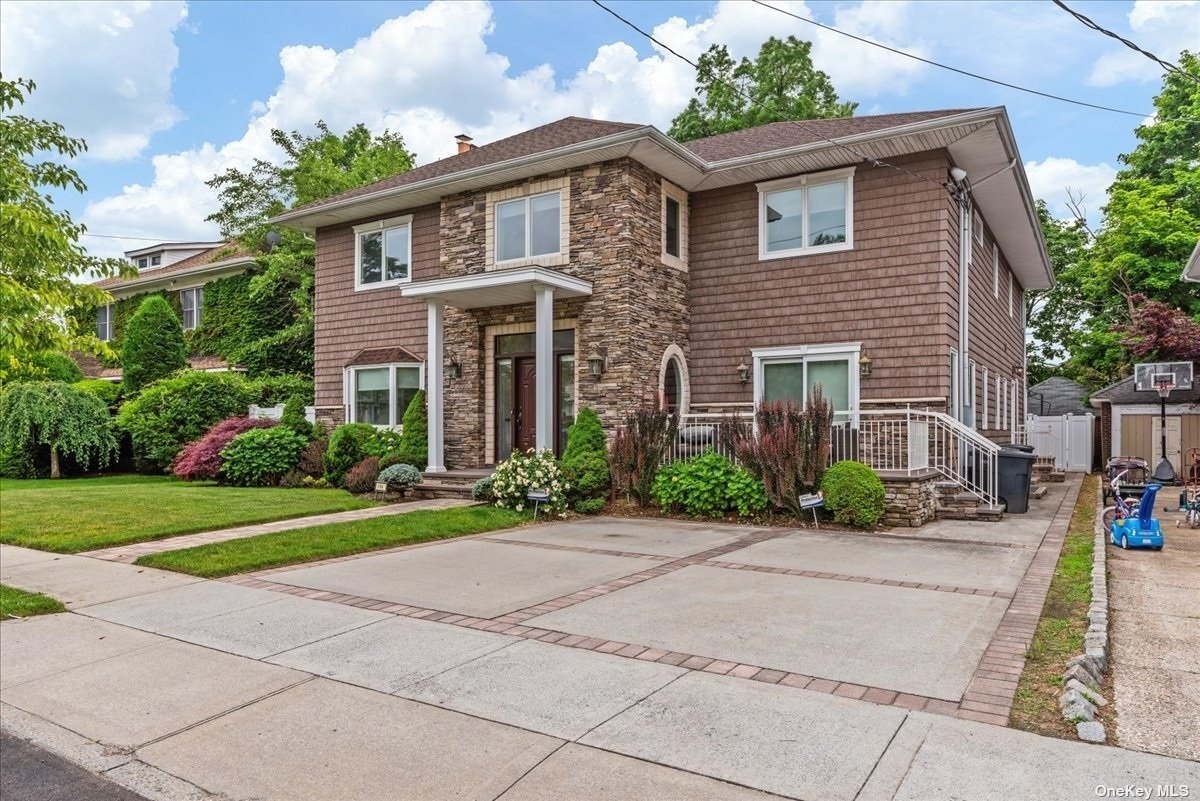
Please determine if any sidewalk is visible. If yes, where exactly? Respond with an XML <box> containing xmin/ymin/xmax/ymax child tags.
<box><xmin>80</xmin><ymin>498</ymin><xmax>475</xmax><ymax>564</ymax></box>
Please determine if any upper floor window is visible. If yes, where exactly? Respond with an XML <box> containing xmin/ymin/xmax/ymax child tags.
<box><xmin>758</xmin><ymin>167</ymin><xmax>854</xmax><ymax>260</ymax></box>
<box><xmin>97</xmin><ymin>305</ymin><xmax>113</xmax><ymax>342</ymax></box>
<box><xmin>495</xmin><ymin>191</ymin><xmax>560</xmax><ymax>263</ymax></box>
<box><xmin>354</xmin><ymin>215</ymin><xmax>412</xmax><ymax>290</ymax></box>
<box><xmin>180</xmin><ymin>287</ymin><xmax>203</xmax><ymax>330</ymax></box>
<box><xmin>150</xmin><ymin>255</ymin><xmax>161</xmax><ymax>267</ymax></box>
<box><xmin>665</xmin><ymin>198</ymin><xmax>681</xmax><ymax>257</ymax></box>
<box><xmin>661</xmin><ymin>180</ymin><xmax>688</xmax><ymax>270</ymax></box>
<box><xmin>136</xmin><ymin>257</ymin><xmax>148</xmax><ymax>269</ymax></box>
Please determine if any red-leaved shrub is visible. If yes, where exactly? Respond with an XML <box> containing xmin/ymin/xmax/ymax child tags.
<box><xmin>297</xmin><ymin>438</ymin><xmax>328</xmax><ymax>478</ymax></box>
<box><xmin>172</xmin><ymin>417</ymin><xmax>276</xmax><ymax>481</ymax></box>
<box><xmin>343</xmin><ymin>456</ymin><xmax>381</xmax><ymax>494</ymax></box>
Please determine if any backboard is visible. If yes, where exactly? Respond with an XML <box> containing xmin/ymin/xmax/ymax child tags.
<box><xmin>1134</xmin><ymin>361</ymin><xmax>1194</xmax><ymax>392</ymax></box>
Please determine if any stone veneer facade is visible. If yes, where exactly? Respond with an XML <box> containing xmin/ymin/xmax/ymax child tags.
<box><xmin>358</xmin><ymin>157</ymin><xmax>690</xmax><ymax>468</ymax></box>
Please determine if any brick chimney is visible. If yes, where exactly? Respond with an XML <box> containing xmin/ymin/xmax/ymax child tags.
<box><xmin>455</xmin><ymin>134</ymin><xmax>474</xmax><ymax>154</ymax></box>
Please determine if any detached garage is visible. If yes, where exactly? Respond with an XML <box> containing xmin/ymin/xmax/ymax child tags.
<box><xmin>1091</xmin><ymin>375</ymin><xmax>1200</xmax><ymax>480</ymax></box>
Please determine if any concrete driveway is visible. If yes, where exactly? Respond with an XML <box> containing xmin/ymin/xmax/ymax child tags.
<box><xmin>3</xmin><ymin>483</ymin><xmax>1199</xmax><ymax>800</ymax></box>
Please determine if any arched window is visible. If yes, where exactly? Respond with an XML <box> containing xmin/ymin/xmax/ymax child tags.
<box><xmin>658</xmin><ymin>345</ymin><xmax>689</xmax><ymax>415</ymax></box>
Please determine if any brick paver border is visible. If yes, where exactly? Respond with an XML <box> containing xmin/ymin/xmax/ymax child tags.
<box><xmin>216</xmin><ymin>481</ymin><xmax>1081</xmax><ymax>726</ymax></box>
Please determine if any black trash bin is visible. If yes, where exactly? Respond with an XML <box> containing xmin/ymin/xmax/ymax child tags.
<box><xmin>1002</xmin><ymin>443</ymin><xmax>1035</xmax><ymax>454</ymax></box>
<box><xmin>997</xmin><ymin>448</ymin><xmax>1037</xmax><ymax>513</ymax></box>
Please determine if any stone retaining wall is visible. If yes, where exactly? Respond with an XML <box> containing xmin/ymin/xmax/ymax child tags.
<box><xmin>879</xmin><ymin>474</ymin><xmax>938</xmax><ymax>527</ymax></box>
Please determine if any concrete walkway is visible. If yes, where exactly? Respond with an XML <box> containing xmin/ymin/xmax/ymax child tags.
<box><xmin>4</xmin><ymin>497</ymin><xmax>1198</xmax><ymax>800</ymax></box>
<box><xmin>80</xmin><ymin>497</ymin><xmax>476</xmax><ymax>564</ymax></box>
<box><xmin>1110</xmin><ymin>506</ymin><xmax>1200</xmax><ymax>762</ymax></box>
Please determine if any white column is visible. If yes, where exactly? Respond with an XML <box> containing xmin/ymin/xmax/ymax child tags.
<box><xmin>426</xmin><ymin>299</ymin><xmax>446</xmax><ymax>473</ymax></box>
<box><xmin>534</xmin><ymin>285</ymin><xmax>555</xmax><ymax>452</ymax></box>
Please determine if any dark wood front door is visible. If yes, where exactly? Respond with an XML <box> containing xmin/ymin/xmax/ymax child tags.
<box><xmin>515</xmin><ymin>357</ymin><xmax>538</xmax><ymax>453</ymax></box>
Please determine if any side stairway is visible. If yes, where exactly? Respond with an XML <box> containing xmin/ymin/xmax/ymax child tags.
<box><xmin>934</xmin><ymin>481</ymin><xmax>1005</xmax><ymax>521</ymax></box>
<box><xmin>413</xmin><ymin>468</ymin><xmax>492</xmax><ymax>501</ymax></box>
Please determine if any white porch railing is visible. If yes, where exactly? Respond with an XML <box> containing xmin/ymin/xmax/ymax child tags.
<box><xmin>665</xmin><ymin>407</ymin><xmax>999</xmax><ymax>507</ymax></box>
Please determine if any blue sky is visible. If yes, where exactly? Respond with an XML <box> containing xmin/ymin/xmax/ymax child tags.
<box><xmin>2</xmin><ymin>0</ymin><xmax>1195</xmax><ymax>258</ymax></box>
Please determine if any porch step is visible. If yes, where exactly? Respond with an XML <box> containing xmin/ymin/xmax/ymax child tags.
<box><xmin>933</xmin><ymin>482</ymin><xmax>1004</xmax><ymax>522</ymax></box>
<box><xmin>420</xmin><ymin>469</ymin><xmax>492</xmax><ymax>487</ymax></box>
<box><xmin>413</xmin><ymin>480</ymin><xmax>477</xmax><ymax>500</ymax></box>
<box><xmin>1031</xmin><ymin>485</ymin><xmax>1049</xmax><ymax>500</ymax></box>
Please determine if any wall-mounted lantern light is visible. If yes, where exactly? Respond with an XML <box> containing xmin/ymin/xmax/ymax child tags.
<box><xmin>448</xmin><ymin>356</ymin><xmax>463</xmax><ymax>379</ymax></box>
<box><xmin>858</xmin><ymin>352</ymin><xmax>873</xmax><ymax>377</ymax></box>
<box><xmin>587</xmin><ymin>351</ymin><xmax>605</xmax><ymax>378</ymax></box>
<box><xmin>736</xmin><ymin>360</ymin><xmax>751</xmax><ymax>384</ymax></box>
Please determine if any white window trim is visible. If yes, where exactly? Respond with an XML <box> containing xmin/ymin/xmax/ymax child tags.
<box><xmin>967</xmin><ymin>360</ymin><xmax>975</xmax><ymax>408</ymax></box>
<box><xmin>982</xmin><ymin>367</ymin><xmax>989</xmax><ymax>428</ymax></box>
<box><xmin>353</xmin><ymin>214</ymin><xmax>414</xmax><ymax>292</ymax></box>
<box><xmin>180</xmin><ymin>287</ymin><xmax>203</xmax><ymax>331</ymax></box>
<box><xmin>661</xmin><ymin>180</ymin><xmax>689</xmax><ymax>271</ymax></box>
<box><xmin>757</xmin><ymin>166</ymin><xmax>855</xmax><ymax>261</ymax></box>
<box><xmin>973</xmin><ymin>208</ymin><xmax>983</xmax><ymax>244</ymax></box>
<box><xmin>750</xmin><ymin>342</ymin><xmax>861</xmax><ymax>414</ymax></box>
<box><xmin>344</xmin><ymin>361</ymin><xmax>425</xmax><ymax>429</ymax></box>
<box><xmin>1008</xmin><ymin>271</ymin><xmax>1014</xmax><ymax>317</ymax></box>
<box><xmin>658</xmin><ymin>344</ymin><xmax>690</xmax><ymax>414</ymax></box>
<box><xmin>486</xmin><ymin>177</ymin><xmax>570</xmax><ymax>270</ymax></box>
<box><xmin>97</xmin><ymin>304</ymin><xmax>113</xmax><ymax>342</ymax></box>
<box><xmin>992</xmin><ymin>243</ymin><xmax>999</xmax><ymax>298</ymax></box>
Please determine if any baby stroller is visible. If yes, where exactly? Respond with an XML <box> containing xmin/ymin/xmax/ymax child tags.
<box><xmin>1103</xmin><ymin>457</ymin><xmax>1149</xmax><ymax>505</ymax></box>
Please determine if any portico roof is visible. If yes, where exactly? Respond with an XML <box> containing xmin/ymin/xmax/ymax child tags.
<box><xmin>400</xmin><ymin>266</ymin><xmax>592</xmax><ymax>309</ymax></box>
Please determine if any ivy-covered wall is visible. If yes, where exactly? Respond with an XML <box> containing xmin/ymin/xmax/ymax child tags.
<box><xmin>88</xmin><ymin>270</ymin><xmax>313</xmax><ymax>377</ymax></box>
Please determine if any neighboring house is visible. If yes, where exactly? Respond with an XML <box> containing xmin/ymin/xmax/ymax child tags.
<box><xmin>272</xmin><ymin>108</ymin><xmax>1051</xmax><ymax>483</ymax></box>
<box><xmin>1090</xmin><ymin>375</ymin><xmax>1199</xmax><ymax>475</ymax></box>
<box><xmin>1027</xmin><ymin>377</ymin><xmax>1092</xmax><ymax>417</ymax></box>
<box><xmin>81</xmin><ymin>242</ymin><xmax>257</xmax><ymax>379</ymax></box>
<box><xmin>73</xmin><ymin>352</ymin><xmax>240</xmax><ymax>383</ymax></box>
<box><xmin>1183</xmin><ymin>240</ymin><xmax>1199</xmax><ymax>283</ymax></box>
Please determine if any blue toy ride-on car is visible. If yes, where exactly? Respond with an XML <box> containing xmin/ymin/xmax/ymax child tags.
<box><xmin>1110</xmin><ymin>482</ymin><xmax>1165</xmax><ymax>551</ymax></box>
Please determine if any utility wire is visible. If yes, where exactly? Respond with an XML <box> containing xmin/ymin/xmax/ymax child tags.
<box><xmin>1052</xmin><ymin>0</ymin><xmax>1199</xmax><ymax>85</ymax></box>
<box><xmin>81</xmin><ymin>232</ymin><xmax>210</xmax><ymax>242</ymax></box>
<box><xmin>589</xmin><ymin>0</ymin><xmax>949</xmax><ymax>191</ymax></box>
<box><xmin>752</xmin><ymin>0</ymin><xmax>1171</xmax><ymax>117</ymax></box>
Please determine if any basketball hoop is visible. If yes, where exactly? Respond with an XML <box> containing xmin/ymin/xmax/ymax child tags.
<box><xmin>1152</xmin><ymin>373</ymin><xmax>1176</xmax><ymax>399</ymax></box>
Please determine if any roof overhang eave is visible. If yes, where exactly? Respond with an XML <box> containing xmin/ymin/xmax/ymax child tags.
<box><xmin>100</xmin><ymin>256</ymin><xmax>257</xmax><ymax>298</ymax></box>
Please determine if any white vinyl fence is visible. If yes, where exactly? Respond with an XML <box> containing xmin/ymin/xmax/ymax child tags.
<box><xmin>1025</xmin><ymin>413</ymin><xmax>1094</xmax><ymax>472</ymax></box>
<box><xmin>248</xmin><ymin>403</ymin><xmax>316</xmax><ymax>423</ymax></box>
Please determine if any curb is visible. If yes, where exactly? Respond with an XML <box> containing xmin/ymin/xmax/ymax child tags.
<box><xmin>1058</xmin><ymin>480</ymin><xmax>1109</xmax><ymax>743</ymax></box>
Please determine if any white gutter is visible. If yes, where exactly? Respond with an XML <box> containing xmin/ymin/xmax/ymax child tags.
<box><xmin>100</xmin><ymin>255</ymin><xmax>257</xmax><ymax>297</ymax></box>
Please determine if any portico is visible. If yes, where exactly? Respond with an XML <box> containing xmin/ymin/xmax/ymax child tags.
<box><xmin>401</xmin><ymin>266</ymin><xmax>592</xmax><ymax>473</ymax></box>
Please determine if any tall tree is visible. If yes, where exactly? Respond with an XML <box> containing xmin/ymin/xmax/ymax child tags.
<box><xmin>1026</xmin><ymin>200</ymin><xmax>1091</xmax><ymax>385</ymax></box>
<box><xmin>0</xmin><ymin>77</ymin><xmax>131</xmax><ymax>380</ymax></box>
<box><xmin>668</xmin><ymin>37</ymin><xmax>857</xmax><ymax>142</ymax></box>
<box><xmin>204</xmin><ymin>122</ymin><xmax>416</xmax><ymax>374</ymax></box>
<box><xmin>1029</xmin><ymin>51</ymin><xmax>1200</xmax><ymax>389</ymax></box>
<box><xmin>121</xmin><ymin>296</ymin><xmax>187</xmax><ymax>394</ymax></box>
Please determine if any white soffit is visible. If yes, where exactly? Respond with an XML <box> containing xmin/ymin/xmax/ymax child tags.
<box><xmin>401</xmin><ymin>266</ymin><xmax>592</xmax><ymax>310</ymax></box>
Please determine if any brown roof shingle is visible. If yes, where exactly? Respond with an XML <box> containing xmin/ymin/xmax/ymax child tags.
<box><xmin>345</xmin><ymin>346</ymin><xmax>422</xmax><ymax>367</ymax></box>
<box><xmin>286</xmin><ymin>117</ymin><xmax>644</xmax><ymax>216</ymax></box>
<box><xmin>681</xmin><ymin>109</ymin><xmax>979</xmax><ymax>161</ymax></box>
<box><xmin>95</xmin><ymin>243</ymin><xmax>255</xmax><ymax>290</ymax></box>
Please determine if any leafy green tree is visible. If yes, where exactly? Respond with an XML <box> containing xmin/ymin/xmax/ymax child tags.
<box><xmin>0</xmin><ymin>382</ymin><xmax>117</xmax><ymax>478</ymax></box>
<box><xmin>1029</xmin><ymin>51</ymin><xmax>1199</xmax><ymax>388</ymax></box>
<box><xmin>121</xmin><ymin>295</ymin><xmax>187</xmax><ymax>394</ymax></box>
<box><xmin>204</xmin><ymin>122</ymin><xmax>416</xmax><ymax>378</ymax></box>
<box><xmin>1025</xmin><ymin>201</ymin><xmax>1090</xmax><ymax>385</ymax></box>
<box><xmin>0</xmin><ymin>77</ymin><xmax>131</xmax><ymax>379</ymax></box>
<box><xmin>3</xmin><ymin>351</ymin><xmax>84</xmax><ymax>384</ymax></box>
<box><xmin>668</xmin><ymin>37</ymin><xmax>857</xmax><ymax>142</ymax></box>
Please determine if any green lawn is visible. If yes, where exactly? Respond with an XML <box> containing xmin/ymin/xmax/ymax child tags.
<box><xmin>137</xmin><ymin>506</ymin><xmax>527</xmax><ymax>578</ymax></box>
<box><xmin>0</xmin><ymin>475</ymin><xmax>375</xmax><ymax>554</ymax></box>
<box><xmin>1</xmin><ymin>584</ymin><xmax>66</xmax><ymax>619</ymax></box>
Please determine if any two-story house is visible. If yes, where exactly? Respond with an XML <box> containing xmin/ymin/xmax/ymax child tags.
<box><xmin>81</xmin><ymin>242</ymin><xmax>256</xmax><ymax>380</ymax></box>
<box><xmin>272</xmin><ymin>108</ymin><xmax>1051</xmax><ymax>487</ymax></box>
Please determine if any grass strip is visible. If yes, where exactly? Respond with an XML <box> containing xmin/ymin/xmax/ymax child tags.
<box><xmin>1010</xmin><ymin>474</ymin><xmax>1098</xmax><ymax>738</ymax></box>
<box><xmin>1</xmin><ymin>584</ymin><xmax>67</xmax><ymax>619</ymax></box>
<box><xmin>136</xmin><ymin>506</ymin><xmax>528</xmax><ymax>578</ymax></box>
<box><xmin>0</xmin><ymin>475</ymin><xmax>374</xmax><ymax>553</ymax></box>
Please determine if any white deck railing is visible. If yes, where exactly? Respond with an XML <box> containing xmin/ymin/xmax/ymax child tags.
<box><xmin>665</xmin><ymin>407</ymin><xmax>999</xmax><ymax>507</ymax></box>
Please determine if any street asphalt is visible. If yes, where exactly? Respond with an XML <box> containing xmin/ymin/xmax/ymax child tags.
<box><xmin>0</xmin><ymin>730</ymin><xmax>149</xmax><ymax>801</ymax></box>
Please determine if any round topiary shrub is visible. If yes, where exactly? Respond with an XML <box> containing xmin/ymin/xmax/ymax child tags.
<box><xmin>343</xmin><ymin>456</ymin><xmax>381</xmax><ymax>494</ymax></box>
<box><xmin>471</xmin><ymin>474</ymin><xmax>495</xmax><ymax>502</ymax></box>
<box><xmin>821</xmin><ymin>460</ymin><xmax>886</xmax><ymax>528</ymax></box>
<box><xmin>323</xmin><ymin>423</ymin><xmax>378</xmax><ymax>487</ymax></box>
<box><xmin>220</xmin><ymin>426</ymin><xmax>307</xmax><ymax>487</ymax></box>
<box><xmin>378</xmin><ymin>463</ymin><xmax>421</xmax><ymax>493</ymax></box>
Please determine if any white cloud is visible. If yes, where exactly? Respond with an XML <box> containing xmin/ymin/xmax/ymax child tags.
<box><xmin>1088</xmin><ymin>0</ymin><xmax>1199</xmax><ymax>86</ymax></box>
<box><xmin>78</xmin><ymin>0</ymin><xmax>938</xmax><ymax>257</ymax></box>
<box><xmin>1025</xmin><ymin>157</ymin><xmax>1117</xmax><ymax>227</ymax></box>
<box><xmin>0</xmin><ymin>1</ymin><xmax>188</xmax><ymax>161</ymax></box>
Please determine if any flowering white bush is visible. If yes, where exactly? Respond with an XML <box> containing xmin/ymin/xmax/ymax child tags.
<box><xmin>490</xmin><ymin>449</ymin><xmax>569</xmax><ymax>516</ymax></box>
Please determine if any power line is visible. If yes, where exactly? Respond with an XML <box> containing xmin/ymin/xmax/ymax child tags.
<box><xmin>81</xmin><ymin>232</ymin><xmax>206</xmax><ymax>242</ymax></box>
<box><xmin>1052</xmin><ymin>0</ymin><xmax>1199</xmax><ymax>85</ymax></box>
<box><xmin>589</xmin><ymin>0</ymin><xmax>949</xmax><ymax>192</ymax></box>
<box><xmin>751</xmin><ymin>0</ymin><xmax>1170</xmax><ymax>117</ymax></box>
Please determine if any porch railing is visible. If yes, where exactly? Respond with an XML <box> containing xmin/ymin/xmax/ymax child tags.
<box><xmin>663</xmin><ymin>407</ymin><xmax>999</xmax><ymax>507</ymax></box>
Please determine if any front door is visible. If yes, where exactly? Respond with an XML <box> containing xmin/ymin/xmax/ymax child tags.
<box><xmin>515</xmin><ymin>357</ymin><xmax>538</xmax><ymax>453</ymax></box>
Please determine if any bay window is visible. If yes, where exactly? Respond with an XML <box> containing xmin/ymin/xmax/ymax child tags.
<box><xmin>348</xmin><ymin>363</ymin><xmax>424</xmax><ymax>427</ymax></box>
<box><xmin>758</xmin><ymin>167</ymin><xmax>854</xmax><ymax>259</ymax></box>
<box><xmin>181</xmin><ymin>287</ymin><xmax>203</xmax><ymax>330</ymax></box>
<box><xmin>354</xmin><ymin>215</ymin><xmax>412</xmax><ymax>290</ymax></box>
<box><xmin>495</xmin><ymin>191</ymin><xmax>561</xmax><ymax>263</ymax></box>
